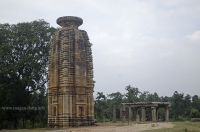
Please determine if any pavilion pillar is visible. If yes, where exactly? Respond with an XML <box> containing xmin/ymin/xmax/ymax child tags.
<box><xmin>120</xmin><ymin>105</ymin><xmax>122</xmax><ymax>121</ymax></box>
<box><xmin>113</xmin><ymin>105</ymin><xmax>116</xmax><ymax>123</ymax></box>
<box><xmin>122</xmin><ymin>104</ymin><xmax>126</xmax><ymax>123</ymax></box>
<box><xmin>141</xmin><ymin>107</ymin><xmax>146</xmax><ymax>121</ymax></box>
<box><xmin>151</xmin><ymin>107</ymin><xmax>156</xmax><ymax>121</ymax></box>
<box><xmin>165</xmin><ymin>106</ymin><xmax>169</xmax><ymax>121</ymax></box>
<box><xmin>133</xmin><ymin>108</ymin><xmax>138</xmax><ymax>121</ymax></box>
<box><xmin>129</xmin><ymin>107</ymin><xmax>132</xmax><ymax>121</ymax></box>
<box><xmin>156</xmin><ymin>108</ymin><xmax>159</xmax><ymax>120</ymax></box>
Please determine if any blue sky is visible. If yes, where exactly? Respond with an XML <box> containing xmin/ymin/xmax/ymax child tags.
<box><xmin>1</xmin><ymin>0</ymin><xmax>200</xmax><ymax>97</ymax></box>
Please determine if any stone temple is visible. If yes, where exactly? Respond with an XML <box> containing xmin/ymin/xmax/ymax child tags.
<box><xmin>47</xmin><ymin>16</ymin><xmax>95</xmax><ymax>127</ymax></box>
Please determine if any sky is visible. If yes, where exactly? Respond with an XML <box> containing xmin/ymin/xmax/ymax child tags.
<box><xmin>1</xmin><ymin>0</ymin><xmax>200</xmax><ymax>97</ymax></box>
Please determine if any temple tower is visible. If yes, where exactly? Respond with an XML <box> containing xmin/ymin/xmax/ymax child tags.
<box><xmin>47</xmin><ymin>16</ymin><xmax>95</xmax><ymax>127</ymax></box>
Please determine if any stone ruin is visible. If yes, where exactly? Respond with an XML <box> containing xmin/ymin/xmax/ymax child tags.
<box><xmin>113</xmin><ymin>102</ymin><xmax>171</xmax><ymax>122</ymax></box>
<box><xmin>47</xmin><ymin>16</ymin><xmax>95</xmax><ymax>128</ymax></box>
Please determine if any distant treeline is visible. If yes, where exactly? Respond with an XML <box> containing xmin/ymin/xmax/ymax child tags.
<box><xmin>94</xmin><ymin>85</ymin><xmax>200</xmax><ymax>122</ymax></box>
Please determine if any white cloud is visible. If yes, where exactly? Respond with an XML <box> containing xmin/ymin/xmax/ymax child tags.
<box><xmin>186</xmin><ymin>31</ymin><xmax>200</xmax><ymax>42</ymax></box>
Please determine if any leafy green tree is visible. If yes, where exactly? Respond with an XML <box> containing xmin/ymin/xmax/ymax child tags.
<box><xmin>107</xmin><ymin>92</ymin><xmax>124</xmax><ymax>104</ymax></box>
<box><xmin>145</xmin><ymin>92</ymin><xmax>161</xmax><ymax>102</ymax></box>
<box><xmin>139</xmin><ymin>91</ymin><xmax>149</xmax><ymax>102</ymax></box>
<box><xmin>170</xmin><ymin>91</ymin><xmax>184</xmax><ymax>119</ymax></box>
<box><xmin>190</xmin><ymin>108</ymin><xmax>200</xmax><ymax>118</ymax></box>
<box><xmin>94</xmin><ymin>92</ymin><xmax>107</xmax><ymax>121</ymax></box>
<box><xmin>125</xmin><ymin>85</ymin><xmax>140</xmax><ymax>102</ymax></box>
<box><xmin>183</xmin><ymin>94</ymin><xmax>192</xmax><ymax>116</ymax></box>
<box><xmin>28</xmin><ymin>88</ymin><xmax>48</xmax><ymax>128</ymax></box>
<box><xmin>96</xmin><ymin>92</ymin><xmax>106</xmax><ymax>100</ymax></box>
<box><xmin>161</xmin><ymin>96</ymin><xmax>171</xmax><ymax>102</ymax></box>
<box><xmin>170</xmin><ymin>91</ymin><xmax>191</xmax><ymax>119</ymax></box>
<box><xmin>192</xmin><ymin>95</ymin><xmax>200</xmax><ymax>112</ymax></box>
<box><xmin>107</xmin><ymin>92</ymin><xmax>124</xmax><ymax>119</ymax></box>
<box><xmin>0</xmin><ymin>20</ymin><xmax>55</xmax><ymax>129</ymax></box>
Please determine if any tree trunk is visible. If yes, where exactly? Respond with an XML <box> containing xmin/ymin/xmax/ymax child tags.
<box><xmin>11</xmin><ymin>118</ymin><xmax>18</xmax><ymax>129</ymax></box>
<box><xmin>23</xmin><ymin>118</ymin><xmax>25</xmax><ymax>128</ymax></box>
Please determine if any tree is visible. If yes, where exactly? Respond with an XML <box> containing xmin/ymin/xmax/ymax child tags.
<box><xmin>161</xmin><ymin>96</ymin><xmax>171</xmax><ymax>102</ymax></box>
<box><xmin>96</xmin><ymin>92</ymin><xmax>106</xmax><ymax>100</ymax></box>
<box><xmin>183</xmin><ymin>94</ymin><xmax>192</xmax><ymax>116</ymax></box>
<box><xmin>125</xmin><ymin>85</ymin><xmax>140</xmax><ymax>102</ymax></box>
<box><xmin>0</xmin><ymin>20</ymin><xmax>55</xmax><ymax>129</ymax></box>
<box><xmin>192</xmin><ymin>95</ymin><xmax>200</xmax><ymax>112</ymax></box>
<box><xmin>170</xmin><ymin>91</ymin><xmax>191</xmax><ymax>119</ymax></box>
<box><xmin>148</xmin><ymin>92</ymin><xmax>162</xmax><ymax>102</ymax></box>
<box><xmin>190</xmin><ymin>108</ymin><xmax>200</xmax><ymax>118</ymax></box>
<box><xmin>94</xmin><ymin>92</ymin><xmax>107</xmax><ymax>121</ymax></box>
<box><xmin>139</xmin><ymin>91</ymin><xmax>149</xmax><ymax>102</ymax></box>
<box><xmin>107</xmin><ymin>92</ymin><xmax>124</xmax><ymax>119</ymax></box>
<box><xmin>107</xmin><ymin>92</ymin><xmax>124</xmax><ymax>103</ymax></box>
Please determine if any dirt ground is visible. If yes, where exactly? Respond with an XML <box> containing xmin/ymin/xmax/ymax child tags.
<box><xmin>47</xmin><ymin>122</ymin><xmax>174</xmax><ymax>132</ymax></box>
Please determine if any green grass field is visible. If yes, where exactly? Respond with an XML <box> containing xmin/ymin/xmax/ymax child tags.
<box><xmin>143</xmin><ymin>122</ymin><xmax>200</xmax><ymax>132</ymax></box>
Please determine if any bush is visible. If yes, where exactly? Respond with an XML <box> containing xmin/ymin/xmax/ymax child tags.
<box><xmin>177</xmin><ymin>115</ymin><xmax>186</xmax><ymax>121</ymax></box>
<box><xmin>190</xmin><ymin>109</ymin><xmax>200</xmax><ymax>118</ymax></box>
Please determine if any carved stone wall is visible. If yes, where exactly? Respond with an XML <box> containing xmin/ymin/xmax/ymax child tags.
<box><xmin>48</xmin><ymin>16</ymin><xmax>95</xmax><ymax>128</ymax></box>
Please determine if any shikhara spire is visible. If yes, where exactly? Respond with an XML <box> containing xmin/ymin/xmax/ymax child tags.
<box><xmin>48</xmin><ymin>16</ymin><xmax>95</xmax><ymax>127</ymax></box>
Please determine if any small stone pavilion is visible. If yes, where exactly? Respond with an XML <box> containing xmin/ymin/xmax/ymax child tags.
<box><xmin>113</xmin><ymin>102</ymin><xmax>171</xmax><ymax>122</ymax></box>
<box><xmin>47</xmin><ymin>16</ymin><xmax>95</xmax><ymax>128</ymax></box>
